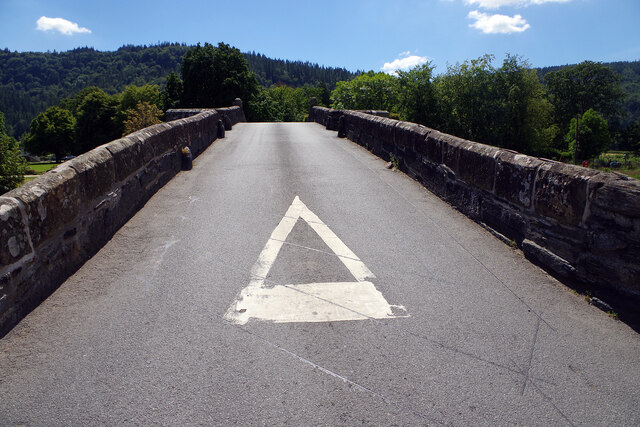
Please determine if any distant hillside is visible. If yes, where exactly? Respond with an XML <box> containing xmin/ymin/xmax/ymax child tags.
<box><xmin>0</xmin><ymin>43</ymin><xmax>357</xmax><ymax>137</ymax></box>
<box><xmin>245</xmin><ymin>51</ymin><xmax>356</xmax><ymax>88</ymax></box>
<box><xmin>538</xmin><ymin>60</ymin><xmax>640</xmax><ymax>127</ymax></box>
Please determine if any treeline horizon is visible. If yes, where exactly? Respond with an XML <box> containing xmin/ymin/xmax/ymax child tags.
<box><xmin>1</xmin><ymin>42</ymin><xmax>639</xmax><ymax>138</ymax></box>
<box><xmin>0</xmin><ymin>42</ymin><xmax>357</xmax><ymax>138</ymax></box>
<box><xmin>2</xmin><ymin>42</ymin><xmax>639</xmax><ymax>194</ymax></box>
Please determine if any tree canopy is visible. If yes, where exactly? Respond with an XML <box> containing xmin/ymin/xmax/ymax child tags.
<box><xmin>0</xmin><ymin>111</ymin><xmax>26</xmax><ymax>193</ymax></box>
<box><xmin>24</xmin><ymin>106</ymin><xmax>75</xmax><ymax>161</ymax></box>
<box><xmin>0</xmin><ymin>44</ymin><xmax>356</xmax><ymax>138</ymax></box>
<box><xmin>330</xmin><ymin>71</ymin><xmax>399</xmax><ymax>111</ymax></box>
<box><xmin>566</xmin><ymin>109</ymin><xmax>611</xmax><ymax>162</ymax></box>
<box><xmin>181</xmin><ymin>43</ymin><xmax>258</xmax><ymax>108</ymax></box>
<box><xmin>544</xmin><ymin>61</ymin><xmax>625</xmax><ymax>127</ymax></box>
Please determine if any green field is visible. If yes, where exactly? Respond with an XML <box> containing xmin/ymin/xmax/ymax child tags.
<box><xmin>21</xmin><ymin>162</ymin><xmax>59</xmax><ymax>185</ymax></box>
<box><xmin>25</xmin><ymin>162</ymin><xmax>58</xmax><ymax>174</ymax></box>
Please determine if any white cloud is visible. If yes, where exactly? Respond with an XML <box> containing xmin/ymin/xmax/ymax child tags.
<box><xmin>465</xmin><ymin>0</ymin><xmax>571</xmax><ymax>9</ymax></box>
<box><xmin>36</xmin><ymin>16</ymin><xmax>91</xmax><ymax>35</ymax></box>
<box><xmin>382</xmin><ymin>55</ymin><xmax>430</xmax><ymax>74</ymax></box>
<box><xmin>468</xmin><ymin>10</ymin><xmax>530</xmax><ymax>33</ymax></box>
<box><xmin>398</xmin><ymin>50</ymin><xmax>413</xmax><ymax>57</ymax></box>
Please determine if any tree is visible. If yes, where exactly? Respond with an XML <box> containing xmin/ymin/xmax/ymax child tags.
<box><xmin>75</xmin><ymin>89</ymin><xmax>120</xmax><ymax>153</ymax></box>
<box><xmin>434</xmin><ymin>55</ymin><xmax>500</xmax><ymax>144</ymax></box>
<box><xmin>0</xmin><ymin>112</ymin><xmax>27</xmax><ymax>193</ymax></box>
<box><xmin>330</xmin><ymin>71</ymin><xmax>399</xmax><ymax>111</ymax></box>
<box><xmin>396</xmin><ymin>62</ymin><xmax>438</xmax><ymax>127</ymax></box>
<box><xmin>24</xmin><ymin>106</ymin><xmax>76</xmax><ymax>161</ymax></box>
<box><xmin>566</xmin><ymin>108</ymin><xmax>610</xmax><ymax>161</ymax></box>
<box><xmin>115</xmin><ymin>84</ymin><xmax>161</xmax><ymax>130</ymax></box>
<box><xmin>433</xmin><ymin>54</ymin><xmax>555</xmax><ymax>155</ymax></box>
<box><xmin>545</xmin><ymin>61</ymin><xmax>625</xmax><ymax>129</ymax></box>
<box><xmin>625</xmin><ymin>116</ymin><xmax>640</xmax><ymax>153</ymax></box>
<box><xmin>122</xmin><ymin>101</ymin><xmax>163</xmax><ymax>135</ymax></box>
<box><xmin>181</xmin><ymin>42</ymin><xmax>258</xmax><ymax>108</ymax></box>
<box><xmin>247</xmin><ymin>84</ymin><xmax>318</xmax><ymax>122</ymax></box>
<box><xmin>119</xmin><ymin>84</ymin><xmax>160</xmax><ymax>112</ymax></box>
<box><xmin>59</xmin><ymin>86</ymin><xmax>105</xmax><ymax>115</ymax></box>
<box><xmin>160</xmin><ymin>72</ymin><xmax>183</xmax><ymax>110</ymax></box>
<box><xmin>494</xmin><ymin>55</ymin><xmax>555</xmax><ymax>154</ymax></box>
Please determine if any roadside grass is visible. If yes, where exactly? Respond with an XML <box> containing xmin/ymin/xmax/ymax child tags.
<box><xmin>590</xmin><ymin>151</ymin><xmax>639</xmax><ymax>179</ymax></box>
<box><xmin>21</xmin><ymin>162</ymin><xmax>59</xmax><ymax>184</ymax></box>
<box><xmin>26</xmin><ymin>162</ymin><xmax>58</xmax><ymax>174</ymax></box>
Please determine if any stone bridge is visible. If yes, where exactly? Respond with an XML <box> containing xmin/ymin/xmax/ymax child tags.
<box><xmin>0</xmin><ymin>101</ymin><xmax>638</xmax><ymax>425</ymax></box>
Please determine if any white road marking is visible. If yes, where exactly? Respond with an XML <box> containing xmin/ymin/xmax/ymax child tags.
<box><xmin>224</xmin><ymin>196</ymin><xmax>407</xmax><ymax>324</ymax></box>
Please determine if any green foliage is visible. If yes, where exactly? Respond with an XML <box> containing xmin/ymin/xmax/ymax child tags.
<box><xmin>245</xmin><ymin>52</ymin><xmax>356</xmax><ymax>88</ymax></box>
<box><xmin>0</xmin><ymin>44</ymin><xmax>355</xmax><ymax>138</ymax></box>
<box><xmin>396</xmin><ymin>63</ymin><xmax>438</xmax><ymax>126</ymax></box>
<box><xmin>435</xmin><ymin>55</ymin><xmax>500</xmax><ymax>144</ymax></box>
<box><xmin>119</xmin><ymin>84</ymin><xmax>160</xmax><ymax>112</ymax></box>
<box><xmin>330</xmin><ymin>71</ymin><xmax>399</xmax><ymax>111</ymax></box>
<box><xmin>432</xmin><ymin>54</ymin><xmax>554</xmax><ymax>154</ymax></box>
<box><xmin>0</xmin><ymin>44</ymin><xmax>190</xmax><ymax>138</ymax></box>
<box><xmin>566</xmin><ymin>109</ymin><xmax>610</xmax><ymax>161</ymax></box>
<box><xmin>495</xmin><ymin>55</ymin><xmax>555</xmax><ymax>154</ymax></box>
<box><xmin>248</xmin><ymin>84</ymin><xmax>327</xmax><ymax>122</ymax></box>
<box><xmin>181</xmin><ymin>42</ymin><xmax>258</xmax><ymax>108</ymax></box>
<box><xmin>0</xmin><ymin>112</ymin><xmax>27</xmax><ymax>193</ymax></box>
<box><xmin>160</xmin><ymin>72</ymin><xmax>183</xmax><ymax>110</ymax></box>
<box><xmin>623</xmin><ymin>117</ymin><xmax>640</xmax><ymax>153</ymax></box>
<box><xmin>544</xmin><ymin>61</ymin><xmax>625</xmax><ymax>129</ymax></box>
<box><xmin>75</xmin><ymin>89</ymin><xmax>120</xmax><ymax>153</ymax></box>
<box><xmin>24</xmin><ymin>106</ymin><xmax>76</xmax><ymax>161</ymax></box>
<box><xmin>122</xmin><ymin>102</ymin><xmax>163</xmax><ymax>135</ymax></box>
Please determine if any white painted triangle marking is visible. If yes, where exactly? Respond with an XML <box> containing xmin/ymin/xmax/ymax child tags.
<box><xmin>224</xmin><ymin>196</ymin><xmax>407</xmax><ymax>325</ymax></box>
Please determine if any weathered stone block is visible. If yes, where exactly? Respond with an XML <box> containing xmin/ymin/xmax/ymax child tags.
<box><xmin>11</xmin><ymin>165</ymin><xmax>81</xmax><ymax>245</ymax></box>
<box><xmin>116</xmin><ymin>177</ymin><xmax>144</xmax><ymax>224</ymax></box>
<box><xmin>106</xmin><ymin>138</ymin><xmax>145</xmax><ymax>183</ymax></box>
<box><xmin>375</xmin><ymin>116</ymin><xmax>398</xmax><ymax>145</ymax></box>
<box><xmin>67</xmin><ymin>147</ymin><xmax>116</xmax><ymax>203</ymax></box>
<box><xmin>522</xmin><ymin>239</ymin><xmax>576</xmax><ymax>280</ymax></box>
<box><xmin>223</xmin><ymin>115</ymin><xmax>232</xmax><ymax>131</ymax></box>
<box><xmin>495</xmin><ymin>151</ymin><xmax>543</xmax><ymax>209</ymax></box>
<box><xmin>416</xmin><ymin>161</ymin><xmax>447</xmax><ymax>196</ymax></box>
<box><xmin>527</xmin><ymin>217</ymin><xmax>589</xmax><ymax>262</ymax></box>
<box><xmin>441</xmin><ymin>133</ymin><xmax>468</xmax><ymax>176</ymax></box>
<box><xmin>480</xmin><ymin>198</ymin><xmax>528</xmax><ymax>242</ymax></box>
<box><xmin>588</xmin><ymin>204</ymin><xmax>635</xmax><ymax>231</ymax></box>
<box><xmin>457</xmin><ymin>142</ymin><xmax>498</xmax><ymax>192</ymax></box>
<box><xmin>393</xmin><ymin>121</ymin><xmax>429</xmax><ymax>150</ymax></box>
<box><xmin>0</xmin><ymin>197</ymin><xmax>31</xmax><ymax>265</ymax></box>
<box><xmin>533</xmin><ymin>162</ymin><xmax>599</xmax><ymax>226</ymax></box>
<box><xmin>444</xmin><ymin>180</ymin><xmax>482</xmax><ymax>220</ymax></box>
<box><xmin>399</xmin><ymin>147</ymin><xmax>419</xmax><ymax>175</ymax></box>
<box><xmin>128</xmin><ymin>132</ymin><xmax>157</xmax><ymax>164</ymax></box>
<box><xmin>588</xmin><ymin>173</ymin><xmax>640</xmax><ymax>219</ymax></box>
<box><xmin>588</xmin><ymin>231</ymin><xmax>628</xmax><ymax>252</ymax></box>
<box><xmin>326</xmin><ymin>110</ymin><xmax>343</xmax><ymax>131</ymax></box>
<box><xmin>579</xmin><ymin>251</ymin><xmax>640</xmax><ymax>294</ymax></box>
<box><xmin>415</xmin><ymin>130</ymin><xmax>441</xmax><ymax>164</ymax></box>
<box><xmin>138</xmin><ymin>159</ymin><xmax>160</xmax><ymax>192</ymax></box>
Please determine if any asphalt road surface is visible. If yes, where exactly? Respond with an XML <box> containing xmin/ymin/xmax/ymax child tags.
<box><xmin>1</xmin><ymin>123</ymin><xmax>638</xmax><ymax>426</ymax></box>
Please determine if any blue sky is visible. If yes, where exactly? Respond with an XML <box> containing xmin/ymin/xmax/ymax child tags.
<box><xmin>1</xmin><ymin>0</ymin><xmax>639</xmax><ymax>74</ymax></box>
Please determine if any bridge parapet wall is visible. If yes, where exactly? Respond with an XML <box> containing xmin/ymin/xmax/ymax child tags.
<box><xmin>166</xmin><ymin>104</ymin><xmax>246</xmax><ymax>124</ymax></box>
<box><xmin>0</xmin><ymin>106</ymin><xmax>243</xmax><ymax>337</ymax></box>
<box><xmin>310</xmin><ymin>106</ymin><xmax>640</xmax><ymax>321</ymax></box>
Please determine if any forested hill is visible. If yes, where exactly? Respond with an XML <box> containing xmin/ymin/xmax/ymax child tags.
<box><xmin>0</xmin><ymin>43</ymin><xmax>357</xmax><ymax>137</ymax></box>
<box><xmin>244</xmin><ymin>52</ymin><xmax>356</xmax><ymax>88</ymax></box>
